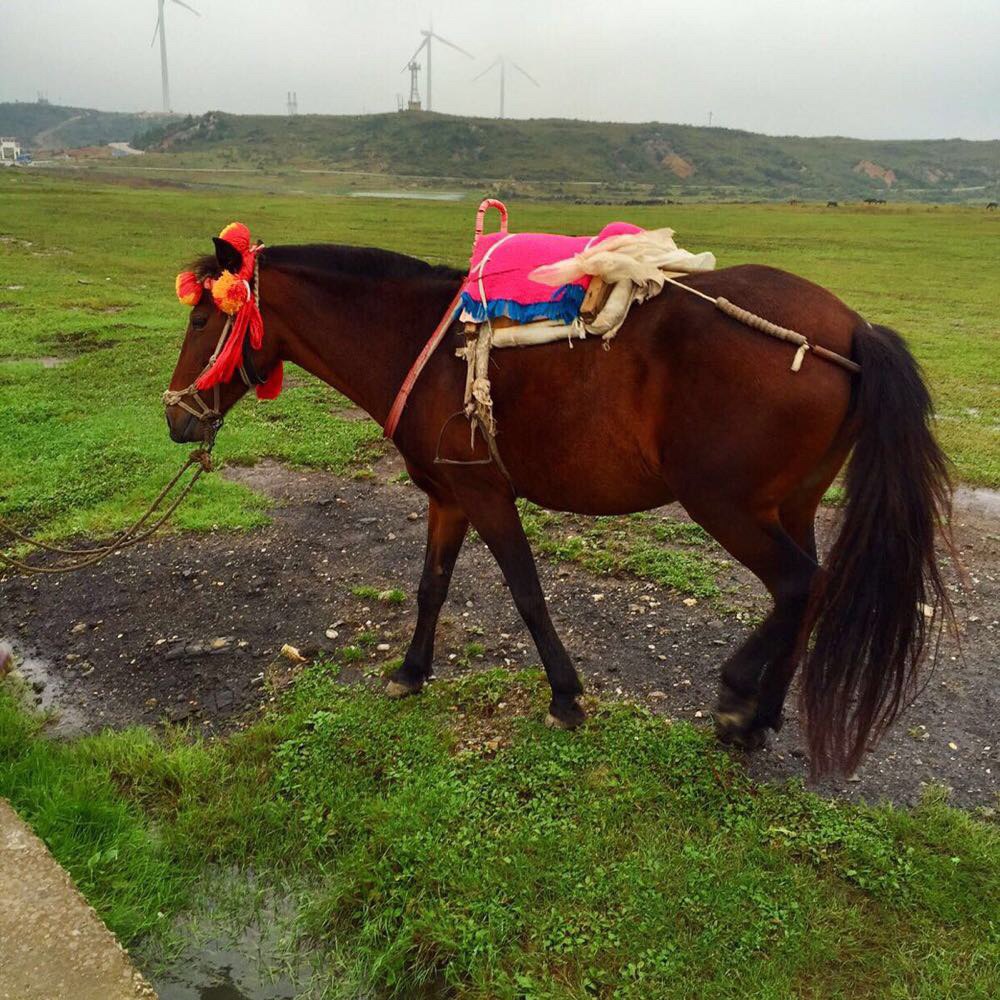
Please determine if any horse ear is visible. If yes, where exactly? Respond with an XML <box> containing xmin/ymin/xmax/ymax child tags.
<box><xmin>213</xmin><ymin>236</ymin><xmax>243</xmax><ymax>274</ymax></box>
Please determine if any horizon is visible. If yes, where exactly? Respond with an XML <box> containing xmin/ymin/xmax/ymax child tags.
<box><xmin>2</xmin><ymin>98</ymin><xmax>997</xmax><ymax>147</ymax></box>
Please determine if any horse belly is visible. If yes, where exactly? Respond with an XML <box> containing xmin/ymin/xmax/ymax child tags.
<box><xmin>490</xmin><ymin>342</ymin><xmax>674</xmax><ymax>515</ymax></box>
<box><xmin>516</xmin><ymin>445</ymin><xmax>674</xmax><ymax>515</ymax></box>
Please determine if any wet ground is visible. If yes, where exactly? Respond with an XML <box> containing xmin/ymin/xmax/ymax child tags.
<box><xmin>149</xmin><ymin>924</ymin><xmax>300</xmax><ymax>1000</ymax></box>
<box><xmin>1</xmin><ymin>456</ymin><xmax>997</xmax><ymax>810</ymax></box>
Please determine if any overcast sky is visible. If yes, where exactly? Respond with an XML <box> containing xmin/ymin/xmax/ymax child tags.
<box><xmin>1</xmin><ymin>0</ymin><xmax>998</xmax><ymax>140</ymax></box>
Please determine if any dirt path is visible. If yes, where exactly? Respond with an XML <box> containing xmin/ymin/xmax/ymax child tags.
<box><xmin>1</xmin><ymin>457</ymin><xmax>997</xmax><ymax>809</ymax></box>
<box><xmin>0</xmin><ymin>799</ymin><xmax>157</xmax><ymax>1000</ymax></box>
<box><xmin>33</xmin><ymin>112</ymin><xmax>87</xmax><ymax>149</ymax></box>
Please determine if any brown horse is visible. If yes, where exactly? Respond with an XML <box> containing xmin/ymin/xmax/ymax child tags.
<box><xmin>166</xmin><ymin>235</ymin><xmax>952</xmax><ymax>776</ymax></box>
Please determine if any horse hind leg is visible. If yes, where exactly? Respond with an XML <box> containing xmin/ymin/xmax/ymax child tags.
<box><xmin>750</xmin><ymin>448</ymin><xmax>852</xmax><ymax>732</ymax></box>
<box><xmin>747</xmin><ymin>471</ymin><xmax>848</xmax><ymax>731</ymax></box>
<box><xmin>681</xmin><ymin>499</ymin><xmax>818</xmax><ymax>749</ymax></box>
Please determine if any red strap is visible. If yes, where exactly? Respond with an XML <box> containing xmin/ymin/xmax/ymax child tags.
<box><xmin>383</xmin><ymin>289</ymin><xmax>464</xmax><ymax>440</ymax></box>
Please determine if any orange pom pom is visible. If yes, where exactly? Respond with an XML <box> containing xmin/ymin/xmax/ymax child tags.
<box><xmin>218</xmin><ymin>222</ymin><xmax>252</xmax><ymax>255</ymax></box>
<box><xmin>175</xmin><ymin>270</ymin><xmax>203</xmax><ymax>306</ymax></box>
<box><xmin>211</xmin><ymin>270</ymin><xmax>249</xmax><ymax>315</ymax></box>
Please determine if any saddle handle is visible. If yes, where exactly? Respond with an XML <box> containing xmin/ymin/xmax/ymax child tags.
<box><xmin>475</xmin><ymin>199</ymin><xmax>508</xmax><ymax>243</ymax></box>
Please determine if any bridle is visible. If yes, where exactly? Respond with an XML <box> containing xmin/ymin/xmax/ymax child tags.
<box><xmin>162</xmin><ymin>249</ymin><xmax>270</xmax><ymax>439</ymax></box>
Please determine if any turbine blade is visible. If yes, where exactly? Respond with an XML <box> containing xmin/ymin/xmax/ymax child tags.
<box><xmin>511</xmin><ymin>61</ymin><xmax>540</xmax><ymax>86</ymax></box>
<box><xmin>429</xmin><ymin>32</ymin><xmax>473</xmax><ymax>58</ymax></box>
<box><xmin>170</xmin><ymin>0</ymin><xmax>201</xmax><ymax>14</ymax></box>
<box><xmin>473</xmin><ymin>57</ymin><xmax>500</xmax><ymax>81</ymax></box>
<box><xmin>150</xmin><ymin>11</ymin><xmax>163</xmax><ymax>47</ymax></box>
<box><xmin>401</xmin><ymin>36</ymin><xmax>428</xmax><ymax>73</ymax></box>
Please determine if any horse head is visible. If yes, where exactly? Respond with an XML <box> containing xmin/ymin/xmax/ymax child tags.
<box><xmin>164</xmin><ymin>225</ymin><xmax>282</xmax><ymax>444</ymax></box>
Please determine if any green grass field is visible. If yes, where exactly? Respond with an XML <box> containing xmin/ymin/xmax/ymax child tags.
<box><xmin>2</xmin><ymin>172</ymin><xmax>998</xmax><ymax>997</ymax></box>
<box><xmin>2</xmin><ymin>668</ymin><xmax>998</xmax><ymax>999</ymax></box>
<box><xmin>1</xmin><ymin>169</ymin><xmax>996</xmax><ymax>549</ymax></box>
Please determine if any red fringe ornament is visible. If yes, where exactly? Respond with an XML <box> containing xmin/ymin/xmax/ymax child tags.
<box><xmin>255</xmin><ymin>362</ymin><xmax>284</xmax><ymax>400</ymax></box>
<box><xmin>218</xmin><ymin>222</ymin><xmax>252</xmax><ymax>258</ymax></box>
<box><xmin>178</xmin><ymin>222</ymin><xmax>279</xmax><ymax>399</ymax></box>
<box><xmin>175</xmin><ymin>270</ymin><xmax>203</xmax><ymax>306</ymax></box>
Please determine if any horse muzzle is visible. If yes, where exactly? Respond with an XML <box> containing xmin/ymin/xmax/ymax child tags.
<box><xmin>162</xmin><ymin>381</ymin><xmax>223</xmax><ymax>445</ymax></box>
<box><xmin>166</xmin><ymin>409</ymin><xmax>203</xmax><ymax>444</ymax></box>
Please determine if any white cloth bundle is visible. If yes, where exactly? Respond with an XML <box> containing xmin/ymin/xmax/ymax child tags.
<box><xmin>528</xmin><ymin>227</ymin><xmax>715</xmax><ymax>297</ymax></box>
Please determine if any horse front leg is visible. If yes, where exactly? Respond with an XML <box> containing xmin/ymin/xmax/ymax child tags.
<box><xmin>457</xmin><ymin>490</ymin><xmax>585</xmax><ymax>728</ymax></box>
<box><xmin>386</xmin><ymin>497</ymin><xmax>469</xmax><ymax>698</ymax></box>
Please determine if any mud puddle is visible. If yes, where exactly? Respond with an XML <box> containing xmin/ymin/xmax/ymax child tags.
<box><xmin>350</xmin><ymin>189</ymin><xmax>463</xmax><ymax>201</ymax></box>
<box><xmin>141</xmin><ymin>880</ymin><xmax>321</xmax><ymax>1000</ymax></box>
<box><xmin>954</xmin><ymin>485</ymin><xmax>1000</xmax><ymax>518</ymax></box>
<box><xmin>152</xmin><ymin>936</ymin><xmax>299</xmax><ymax>1000</ymax></box>
<box><xmin>0</xmin><ymin>637</ymin><xmax>86</xmax><ymax>735</ymax></box>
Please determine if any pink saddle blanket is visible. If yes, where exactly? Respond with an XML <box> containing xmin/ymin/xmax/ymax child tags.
<box><xmin>459</xmin><ymin>221</ymin><xmax>642</xmax><ymax>325</ymax></box>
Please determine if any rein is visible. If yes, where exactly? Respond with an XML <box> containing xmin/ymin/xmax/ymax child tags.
<box><xmin>661</xmin><ymin>275</ymin><xmax>862</xmax><ymax>375</ymax></box>
<box><xmin>1</xmin><ymin>233</ymin><xmax>269</xmax><ymax>578</ymax></box>
<box><xmin>383</xmin><ymin>287</ymin><xmax>464</xmax><ymax>441</ymax></box>
<box><xmin>0</xmin><ymin>447</ymin><xmax>214</xmax><ymax>576</ymax></box>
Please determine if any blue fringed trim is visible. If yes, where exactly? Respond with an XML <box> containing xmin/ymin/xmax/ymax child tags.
<box><xmin>458</xmin><ymin>284</ymin><xmax>586</xmax><ymax>326</ymax></box>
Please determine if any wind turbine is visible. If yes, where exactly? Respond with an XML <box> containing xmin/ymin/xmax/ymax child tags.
<box><xmin>474</xmin><ymin>56</ymin><xmax>539</xmax><ymax>119</ymax></box>
<box><xmin>150</xmin><ymin>0</ymin><xmax>201</xmax><ymax>113</ymax></box>
<box><xmin>401</xmin><ymin>23</ymin><xmax>473</xmax><ymax>112</ymax></box>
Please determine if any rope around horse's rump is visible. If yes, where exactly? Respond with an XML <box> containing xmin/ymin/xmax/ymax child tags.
<box><xmin>0</xmin><ymin>448</ymin><xmax>213</xmax><ymax>576</ymax></box>
<box><xmin>660</xmin><ymin>276</ymin><xmax>862</xmax><ymax>375</ymax></box>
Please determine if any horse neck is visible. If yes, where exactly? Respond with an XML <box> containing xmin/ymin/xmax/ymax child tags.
<box><xmin>262</xmin><ymin>267</ymin><xmax>460</xmax><ymax>427</ymax></box>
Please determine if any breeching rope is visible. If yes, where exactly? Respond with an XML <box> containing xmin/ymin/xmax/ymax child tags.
<box><xmin>0</xmin><ymin>449</ymin><xmax>214</xmax><ymax>576</ymax></box>
<box><xmin>661</xmin><ymin>275</ymin><xmax>861</xmax><ymax>375</ymax></box>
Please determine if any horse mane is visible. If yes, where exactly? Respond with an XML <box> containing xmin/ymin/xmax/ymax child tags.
<box><xmin>188</xmin><ymin>244</ymin><xmax>463</xmax><ymax>284</ymax></box>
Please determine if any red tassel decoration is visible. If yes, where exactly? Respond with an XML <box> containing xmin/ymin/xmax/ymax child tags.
<box><xmin>176</xmin><ymin>270</ymin><xmax>203</xmax><ymax>306</ymax></box>
<box><xmin>256</xmin><ymin>362</ymin><xmax>283</xmax><ymax>400</ymax></box>
<box><xmin>184</xmin><ymin>226</ymin><xmax>281</xmax><ymax>399</ymax></box>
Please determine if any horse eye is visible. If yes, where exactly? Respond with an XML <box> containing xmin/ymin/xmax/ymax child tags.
<box><xmin>191</xmin><ymin>314</ymin><xmax>208</xmax><ymax>331</ymax></box>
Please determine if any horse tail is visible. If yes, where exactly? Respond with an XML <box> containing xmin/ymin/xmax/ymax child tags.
<box><xmin>801</xmin><ymin>321</ymin><xmax>954</xmax><ymax>776</ymax></box>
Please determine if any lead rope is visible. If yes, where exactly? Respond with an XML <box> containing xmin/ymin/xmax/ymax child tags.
<box><xmin>0</xmin><ymin>448</ymin><xmax>214</xmax><ymax>576</ymax></box>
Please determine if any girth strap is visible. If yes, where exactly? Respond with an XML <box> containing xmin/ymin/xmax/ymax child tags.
<box><xmin>384</xmin><ymin>288</ymin><xmax>464</xmax><ymax>440</ymax></box>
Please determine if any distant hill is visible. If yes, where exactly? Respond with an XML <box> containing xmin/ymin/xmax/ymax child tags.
<box><xmin>0</xmin><ymin>102</ymin><xmax>178</xmax><ymax>150</ymax></box>
<box><xmin>3</xmin><ymin>102</ymin><xmax>998</xmax><ymax>202</ymax></box>
<box><xmin>136</xmin><ymin>111</ymin><xmax>1000</xmax><ymax>202</ymax></box>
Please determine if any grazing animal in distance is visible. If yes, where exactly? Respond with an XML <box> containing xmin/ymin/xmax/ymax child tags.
<box><xmin>987</xmin><ymin>202</ymin><xmax>998</xmax><ymax>211</ymax></box>
<box><xmin>827</xmin><ymin>201</ymin><xmax>839</xmax><ymax>208</ymax></box>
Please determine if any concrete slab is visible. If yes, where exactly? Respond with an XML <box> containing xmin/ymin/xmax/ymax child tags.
<box><xmin>0</xmin><ymin>798</ymin><xmax>157</xmax><ymax>1000</ymax></box>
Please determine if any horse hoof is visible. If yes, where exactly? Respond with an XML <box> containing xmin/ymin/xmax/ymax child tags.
<box><xmin>725</xmin><ymin>726</ymin><xmax>767</xmax><ymax>751</ymax></box>
<box><xmin>545</xmin><ymin>700</ymin><xmax>586</xmax><ymax>730</ymax></box>
<box><xmin>386</xmin><ymin>679</ymin><xmax>422</xmax><ymax>699</ymax></box>
<box><xmin>714</xmin><ymin>710</ymin><xmax>767</xmax><ymax>751</ymax></box>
